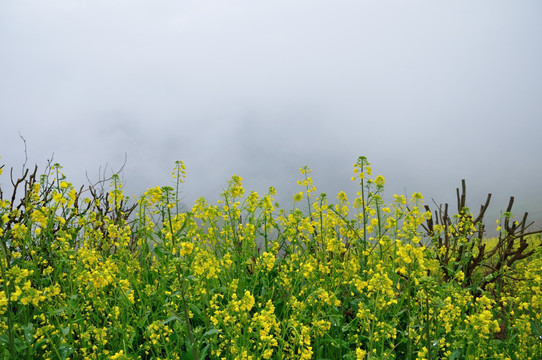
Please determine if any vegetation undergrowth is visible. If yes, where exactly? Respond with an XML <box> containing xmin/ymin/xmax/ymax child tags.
<box><xmin>0</xmin><ymin>156</ymin><xmax>541</xmax><ymax>360</ymax></box>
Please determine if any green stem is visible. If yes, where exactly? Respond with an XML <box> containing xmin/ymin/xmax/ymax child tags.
<box><xmin>175</xmin><ymin>262</ymin><xmax>199</xmax><ymax>360</ymax></box>
<box><xmin>0</xmin><ymin>234</ymin><xmax>15</xmax><ymax>357</ymax></box>
<box><xmin>426</xmin><ymin>292</ymin><xmax>431</xmax><ymax>360</ymax></box>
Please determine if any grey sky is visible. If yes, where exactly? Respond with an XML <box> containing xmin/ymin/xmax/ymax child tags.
<box><xmin>1</xmin><ymin>1</ymin><xmax>541</xmax><ymax>227</ymax></box>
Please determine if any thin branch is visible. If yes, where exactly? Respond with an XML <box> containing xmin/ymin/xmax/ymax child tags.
<box><xmin>18</xmin><ymin>133</ymin><xmax>29</xmax><ymax>176</ymax></box>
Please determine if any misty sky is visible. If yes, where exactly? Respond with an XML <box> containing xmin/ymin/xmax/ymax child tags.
<box><xmin>1</xmin><ymin>1</ymin><xmax>541</xmax><ymax>226</ymax></box>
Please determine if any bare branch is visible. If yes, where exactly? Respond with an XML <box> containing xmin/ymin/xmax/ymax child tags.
<box><xmin>18</xmin><ymin>133</ymin><xmax>29</xmax><ymax>175</ymax></box>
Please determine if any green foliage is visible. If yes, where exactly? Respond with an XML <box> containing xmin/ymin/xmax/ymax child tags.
<box><xmin>0</xmin><ymin>157</ymin><xmax>540</xmax><ymax>359</ymax></box>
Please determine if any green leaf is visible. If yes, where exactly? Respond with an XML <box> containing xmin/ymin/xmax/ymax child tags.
<box><xmin>22</xmin><ymin>323</ymin><xmax>34</xmax><ymax>346</ymax></box>
<box><xmin>58</xmin><ymin>344</ymin><xmax>74</xmax><ymax>360</ymax></box>
<box><xmin>450</xmin><ymin>348</ymin><xmax>463</xmax><ymax>360</ymax></box>
<box><xmin>190</xmin><ymin>303</ymin><xmax>204</xmax><ymax>322</ymax></box>
<box><xmin>161</xmin><ymin>316</ymin><xmax>179</xmax><ymax>325</ymax></box>
<box><xmin>202</xmin><ymin>328</ymin><xmax>220</xmax><ymax>338</ymax></box>
<box><xmin>14</xmin><ymin>337</ymin><xmax>26</xmax><ymax>353</ymax></box>
<box><xmin>199</xmin><ymin>344</ymin><xmax>210</xmax><ymax>360</ymax></box>
<box><xmin>153</xmin><ymin>245</ymin><xmax>167</xmax><ymax>259</ymax></box>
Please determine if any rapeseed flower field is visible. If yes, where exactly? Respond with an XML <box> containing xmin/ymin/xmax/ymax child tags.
<box><xmin>0</xmin><ymin>156</ymin><xmax>540</xmax><ymax>359</ymax></box>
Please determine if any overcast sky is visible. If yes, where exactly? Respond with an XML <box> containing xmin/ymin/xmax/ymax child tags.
<box><xmin>1</xmin><ymin>1</ymin><xmax>541</xmax><ymax>226</ymax></box>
